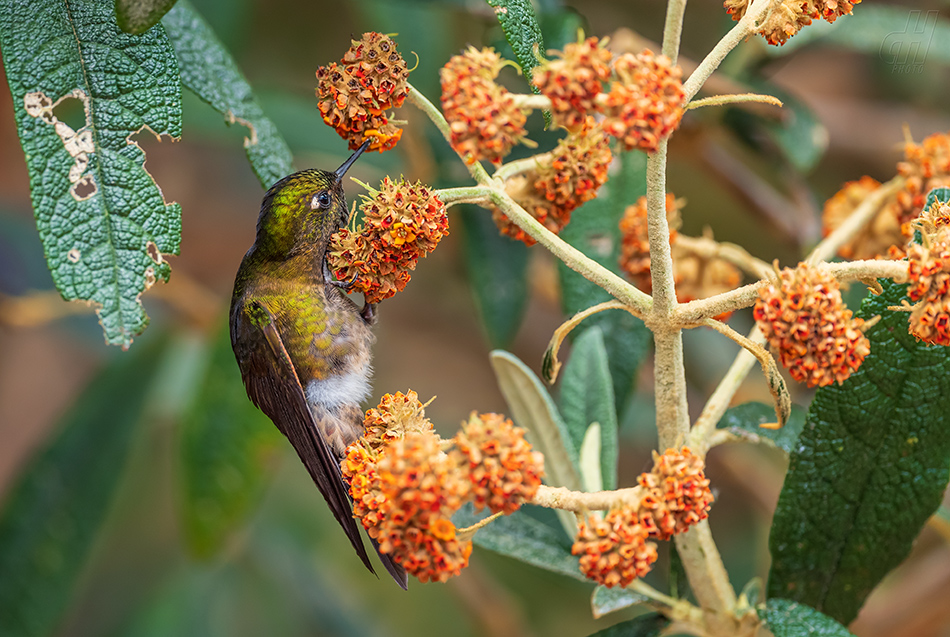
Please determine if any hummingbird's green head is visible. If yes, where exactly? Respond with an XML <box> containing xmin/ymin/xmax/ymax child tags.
<box><xmin>254</xmin><ymin>142</ymin><xmax>369</xmax><ymax>259</ymax></box>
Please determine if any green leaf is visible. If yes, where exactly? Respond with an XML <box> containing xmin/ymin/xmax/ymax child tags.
<box><xmin>485</xmin><ymin>0</ymin><xmax>551</xmax><ymax>125</ymax></box>
<box><xmin>559</xmin><ymin>326</ymin><xmax>619</xmax><ymax>491</ymax></box>
<box><xmin>765</xmin><ymin>5</ymin><xmax>950</xmax><ymax>64</ymax></box>
<box><xmin>115</xmin><ymin>0</ymin><xmax>179</xmax><ymax>34</ymax></box>
<box><xmin>0</xmin><ymin>0</ymin><xmax>182</xmax><ymax>347</ymax></box>
<box><xmin>557</xmin><ymin>151</ymin><xmax>651</xmax><ymax>410</ymax></box>
<box><xmin>454</xmin><ymin>504</ymin><xmax>584</xmax><ymax>581</ymax></box>
<box><xmin>0</xmin><ymin>336</ymin><xmax>166</xmax><ymax>637</ymax></box>
<box><xmin>767</xmin><ymin>279</ymin><xmax>950</xmax><ymax>624</ymax></box>
<box><xmin>163</xmin><ymin>0</ymin><xmax>294</xmax><ymax>188</ymax></box>
<box><xmin>716</xmin><ymin>402</ymin><xmax>807</xmax><ymax>454</ymax></box>
<box><xmin>490</xmin><ymin>350</ymin><xmax>580</xmax><ymax>535</ymax></box>
<box><xmin>586</xmin><ymin>613</ymin><xmax>669</xmax><ymax>637</ymax></box>
<box><xmin>180</xmin><ymin>325</ymin><xmax>284</xmax><ymax>559</ymax></box>
<box><xmin>760</xmin><ymin>599</ymin><xmax>856</xmax><ymax>637</ymax></box>
<box><xmin>459</xmin><ymin>205</ymin><xmax>529</xmax><ymax>348</ymax></box>
<box><xmin>590</xmin><ymin>586</ymin><xmax>649</xmax><ymax>620</ymax></box>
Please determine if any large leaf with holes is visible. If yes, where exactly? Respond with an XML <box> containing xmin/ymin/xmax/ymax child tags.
<box><xmin>163</xmin><ymin>0</ymin><xmax>293</xmax><ymax>188</ymax></box>
<box><xmin>767</xmin><ymin>279</ymin><xmax>950</xmax><ymax>624</ymax></box>
<box><xmin>0</xmin><ymin>336</ymin><xmax>165</xmax><ymax>637</ymax></box>
<box><xmin>180</xmin><ymin>326</ymin><xmax>284</xmax><ymax>559</ymax></box>
<box><xmin>0</xmin><ymin>0</ymin><xmax>182</xmax><ymax>347</ymax></box>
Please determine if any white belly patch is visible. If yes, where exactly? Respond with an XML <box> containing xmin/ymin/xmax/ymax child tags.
<box><xmin>305</xmin><ymin>365</ymin><xmax>372</xmax><ymax>409</ymax></box>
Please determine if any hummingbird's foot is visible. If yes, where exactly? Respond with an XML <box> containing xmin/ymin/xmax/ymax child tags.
<box><xmin>329</xmin><ymin>272</ymin><xmax>358</xmax><ymax>291</ymax></box>
<box><xmin>360</xmin><ymin>302</ymin><xmax>377</xmax><ymax>325</ymax></box>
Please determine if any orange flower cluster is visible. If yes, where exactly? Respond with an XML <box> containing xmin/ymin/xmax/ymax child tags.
<box><xmin>343</xmin><ymin>431</ymin><xmax>473</xmax><ymax>583</ymax></box>
<box><xmin>824</xmin><ymin>132</ymin><xmax>950</xmax><ymax>261</ymax></box>
<box><xmin>754</xmin><ymin>264</ymin><xmax>870</xmax><ymax>387</ymax></box>
<box><xmin>327</xmin><ymin>177</ymin><xmax>447</xmax><ymax>303</ymax></box>
<box><xmin>572</xmin><ymin>447</ymin><xmax>712</xmax><ymax>587</ymax></box>
<box><xmin>494</xmin><ymin>117</ymin><xmax>612</xmax><ymax>244</ymax></box>
<box><xmin>638</xmin><ymin>447</ymin><xmax>714</xmax><ymax>540</ymax></box>
<box><xmin>601</xmin><ymin>51</ymin><xmax>686</xmax><ymax>153</ymax></box>
<box><xmin>618</xmin><ymin>194</ymin><xmax>741</xmax><ymax>315</ymax></box>
<box><xmin>531</xmin><ymin>37</ymin><xmax>613</xmax><ymax>130</ymax></box>
<box><xmin>343</xmin><ymin>394</ymin><xmax>545</xmax><ymax>583</ymax></box>
<box><xmin>907</xmin><ymin>201</ymin><xmax>950</xmax><ymax>346</ymax></box>
<box><xmin>440</xmin><ymin>47</ymin><xmax>528</xmax><ymax>165</ymax></box>
<box><xmin>316</xmin><ymin>32</ymin><xmax>409</xmax><ymax>151</ymax></box>
<box><xmin>724</xmin><ymin>0</ymin><xmax>860</xmax><ymax>46</ymax></box>
<box><xmin>532</xmin><ymin>39</ymin><xmax>685</xmax><ymax>153</ymax></box>
<box><xmin>451</xmin><ymin>412</ymin><xmax>544</xmax><ymax>514</ymax></box>
<box><xmin>573</xmin><ymin>508</ymin><xmax>658</xmax><ymax>588</ymax></box>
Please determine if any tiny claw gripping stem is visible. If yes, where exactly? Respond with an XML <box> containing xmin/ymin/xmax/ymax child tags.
<box><xmin>361</xmin><ymin>302</ymin><xmax>377</xmax><ymax>325</ymax></box>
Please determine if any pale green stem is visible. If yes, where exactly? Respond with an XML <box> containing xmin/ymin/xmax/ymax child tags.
<box><xmin>686</xmin><ymin>93</ymin><xmax>783</xmax><ymax>110</ymax></box>
<box><xmin>661</xmin><ymin>0</ymin><xmax>689</xmax><ymax>62</ymax></box>
<box><xmin>406</xmin><ymin>83</ymin><xmax>492</xmax><ymax>186</ymax></box>
<box><xmin>493</xmin><ymin>152</ymin><xmax>554</xmax><ymax>182</ymax></box>
<box><xmin>436</xmin><ymin>186</ymin><xmax>494</xmax><ymax>206</ymax></box>
<box><xmin>681</xmin><ymin>0</ymin><xmax>774</xmax><ymax>101</ymax></box>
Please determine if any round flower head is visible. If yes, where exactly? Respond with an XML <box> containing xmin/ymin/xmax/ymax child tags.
<box><xmin>531</xmin><ymin>36</ymin><xmax>613</xmax><ymax>130</ymax></box>
<box><xmin>362</xmin><ymin>390</ymin><xmax>435</xmax><ymax>451</ymax></box>
<box><xmin>327</xmin><ymin>178</ymin><xmax>447</xmax><ymax>303</ymax></box>
<box><xmin>754</xmin><ymin>263</ymin><xmax>870</xmax><ymax>387</ymax></box>
<box><xmin>637</xmin><ymin>447</ymin><xmax>713</xmax><ymax>540</ymax></box>
<box><xmin>572</xmin><ymin>508</ymin><xmax>658</xmax><ymax>588</ymax></box>
<box><xmin>896</xmin><ymin>132</ymin><xmax>950</xmax><ymax>235</ymax></box>
<box><xmin>724</xmin><ymin>0</ymin><xmax>859</xmax><ymax>45</ymax></box>
<box><xmin>601</xmin><ymin>50</ymin><xmax>685</xmax><ymax>153</ymax></box>
<box><xmin>493</xmin><ymin>118</ymin><xmax>612</xmax><ymax>244</ymax></box>
<box><xmin>451</xmin><ymin>412</ymin><xmax>544</xmax><ymax>514</ymax></box>
<box><xmin>440</xmin><ymin>47</ymin><xmax>528</xmax><ymax>165</ymax></box>
<box><xmin>822</xmin><ymin>176</ymin><xmax>902</xmax><ymax>260</ymax></box>
<box><xmin>316</xmin><ymin>32</ymin><xmax>408</xmax><ymax>151</ymax></box>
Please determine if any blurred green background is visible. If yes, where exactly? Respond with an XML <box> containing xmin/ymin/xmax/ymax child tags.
<box><xmin>2</xmin><ymin>0</ymin><xmax>950</xmax><ymax>635</ymax></box>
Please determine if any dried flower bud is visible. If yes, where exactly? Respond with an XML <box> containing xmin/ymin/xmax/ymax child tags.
<box><xmin>451</xmin><ymin>412</ymin><xmax>544</xmax><ymax>515</ymax></box>
<box><xmin>637</xmin><ymin>447</ymin><xmax>713</xmax><ymax>539</ymax></box>
<box><xmin>822</xmin><ymin>176</ymin><xmax>903</xmax><ymax>260</ymax></box>
<box><xmin>601</xmin><ymin>50</ymin><xmax>685</xmax><ymax>153</ymax></box>
<box><xmin>907</xmin><ymin>222</ymin><xmax>950</xmax><ymax>346</ymax></box>
<box><xmin>572</xmin><ymin>508</ymin><xmax>658</xmax><ymax>588</ymax></box>
<box><xmin>532</xmin><ymin>37</ymin><xmax>613</xmax><ymax>130</ymax></box>
<box><xmin>327</xmin><ymin>177</ymin><xmax>447</xmax><ymax>303</ymax></box>
<box><xmin>440</xmin><ymin>47</ymin><xmax>528</xmax><ymax>165</ymax></box>
<box><xmin>897</xmin><ymin>132</ymin><xmax>950</xmax><ymax>235</ymax></box>
<box><xmin>316</xmin><ymin>32</ymin><xmax>408</xmax><ymax>151</ymax></box>
<box><xmin>754</xmin><ymin>263</ymin><xmax>870</xmax><ymax>387</ymax></box>
<box><xmin>493</xmin><ymin>118</ymin><xmax>612</xmax><ymax>244</ymax></box>
<box><xmin>362</xmin><ymin>390</ymin><xmax>435</xmax><ymax>451</ymax></box>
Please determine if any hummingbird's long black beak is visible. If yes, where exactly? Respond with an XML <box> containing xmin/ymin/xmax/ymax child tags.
<box><xmin>334</xmin><ymin>140</ymin><xmax>372</xmax><ymax>181</ymax></box>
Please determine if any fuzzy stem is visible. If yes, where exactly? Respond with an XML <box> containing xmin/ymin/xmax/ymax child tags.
<box><xmin>530</xmin><ymin>484</ymin><xmax>644</xmax><ymax>511</ymax></box>
<box><xmin>493</xmin><ymin>152</ymin><xmax>554</xmax><ymax>182</ymax></box>
<box><xmin>662</xmin><ymin>0</ymin><xmax>689</xmax><ymax>62</ymax></box>
<box><xmin>436</xmin><ymin>186</ymin><xmax>494</xmax><ymax>207</ymax></box>
<box><xmin>681</xmin><ymin>0</ymin><xmax>774</xmax><ymax>101</ymax></box>
<box><xmin>686</xmin><ymin>93</ymin><xmax>783</xmax><ymax>110</ymax></box>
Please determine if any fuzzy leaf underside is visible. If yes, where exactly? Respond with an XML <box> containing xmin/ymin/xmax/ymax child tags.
<box><xmin>0</xmin><ymin>0</ymin><xmax>182</xmax><ymax>347</ymax></box>
<box><xmin>767</xmin><ymin>279</ymin><xmax>950</xmax><ymax>624</ymax></box>
<box><xmin>162</xmin><ymin>0</ymin><xmax>293</xmax><ymax>189</ymax></box>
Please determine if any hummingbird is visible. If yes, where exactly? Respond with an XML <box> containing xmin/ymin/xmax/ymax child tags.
<box><xmin>230</xmin><ymin>142</ymin><xmax>408</xmax><ymax>589</ymax></box>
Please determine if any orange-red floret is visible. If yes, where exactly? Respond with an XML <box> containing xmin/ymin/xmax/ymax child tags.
<box><xmin>531</xmin><ymin>37</ymin><xmax>613</xmax><ymax>131</ymax></box>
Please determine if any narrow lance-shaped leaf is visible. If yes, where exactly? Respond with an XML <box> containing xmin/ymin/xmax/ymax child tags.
<box><xmin>559</xmin><ymin>326</ymin><xmax>619</xmax><ymax>490</ymax></box>
<box><xmin>767</xmin><ymin>279</ymin><xmax>950</xmax><ymax>624</ymax></box>
<box><xmin>0</xmin><ymin>335</ymin><xmax>167</xmax><ymax>637</ymax></box>
<box><xmin>0</xmin><ymin>0</ymin><xmax>182</xmax><ymax>347</ymax></box>
<box><xmin>163</xmin><ymin>0</ymin><xmax>293</xmax><ymax>188</ymax></box>
<box><xmin>485</xmin><ymin>0</ymin><xmax>551</xmax><ymax>125</ymax></box>
<box><xmin>180</xmin><ymin>325</ymin><xmax>284</xmax><ymax>559</ymax></box>
<box><xmin>489</xmin><ymin>350</ymin><xmax>580</xmax><ymax>535</ymax></box>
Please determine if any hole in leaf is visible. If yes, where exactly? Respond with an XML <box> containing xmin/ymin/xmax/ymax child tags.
<box><xmin>53</xmin><ymin>96</ymin><xmax>86</xmax><ymax>132</ymax></box>
<box><xmin>71</xmin><ymin>176</ymin><xmax>97</xmax><ymax>200</ymax></box>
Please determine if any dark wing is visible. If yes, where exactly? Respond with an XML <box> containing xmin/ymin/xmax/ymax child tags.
<box><xmin>241</xmin><ymin>301</ymin><xmax>377</xmax><ymax>576</ymax></box>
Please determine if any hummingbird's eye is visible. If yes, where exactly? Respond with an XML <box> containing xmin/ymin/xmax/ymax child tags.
<box><xmin>311</xmin><ymin>191</ymin><xmax>332</xmax><ymax>210</ymax></box>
